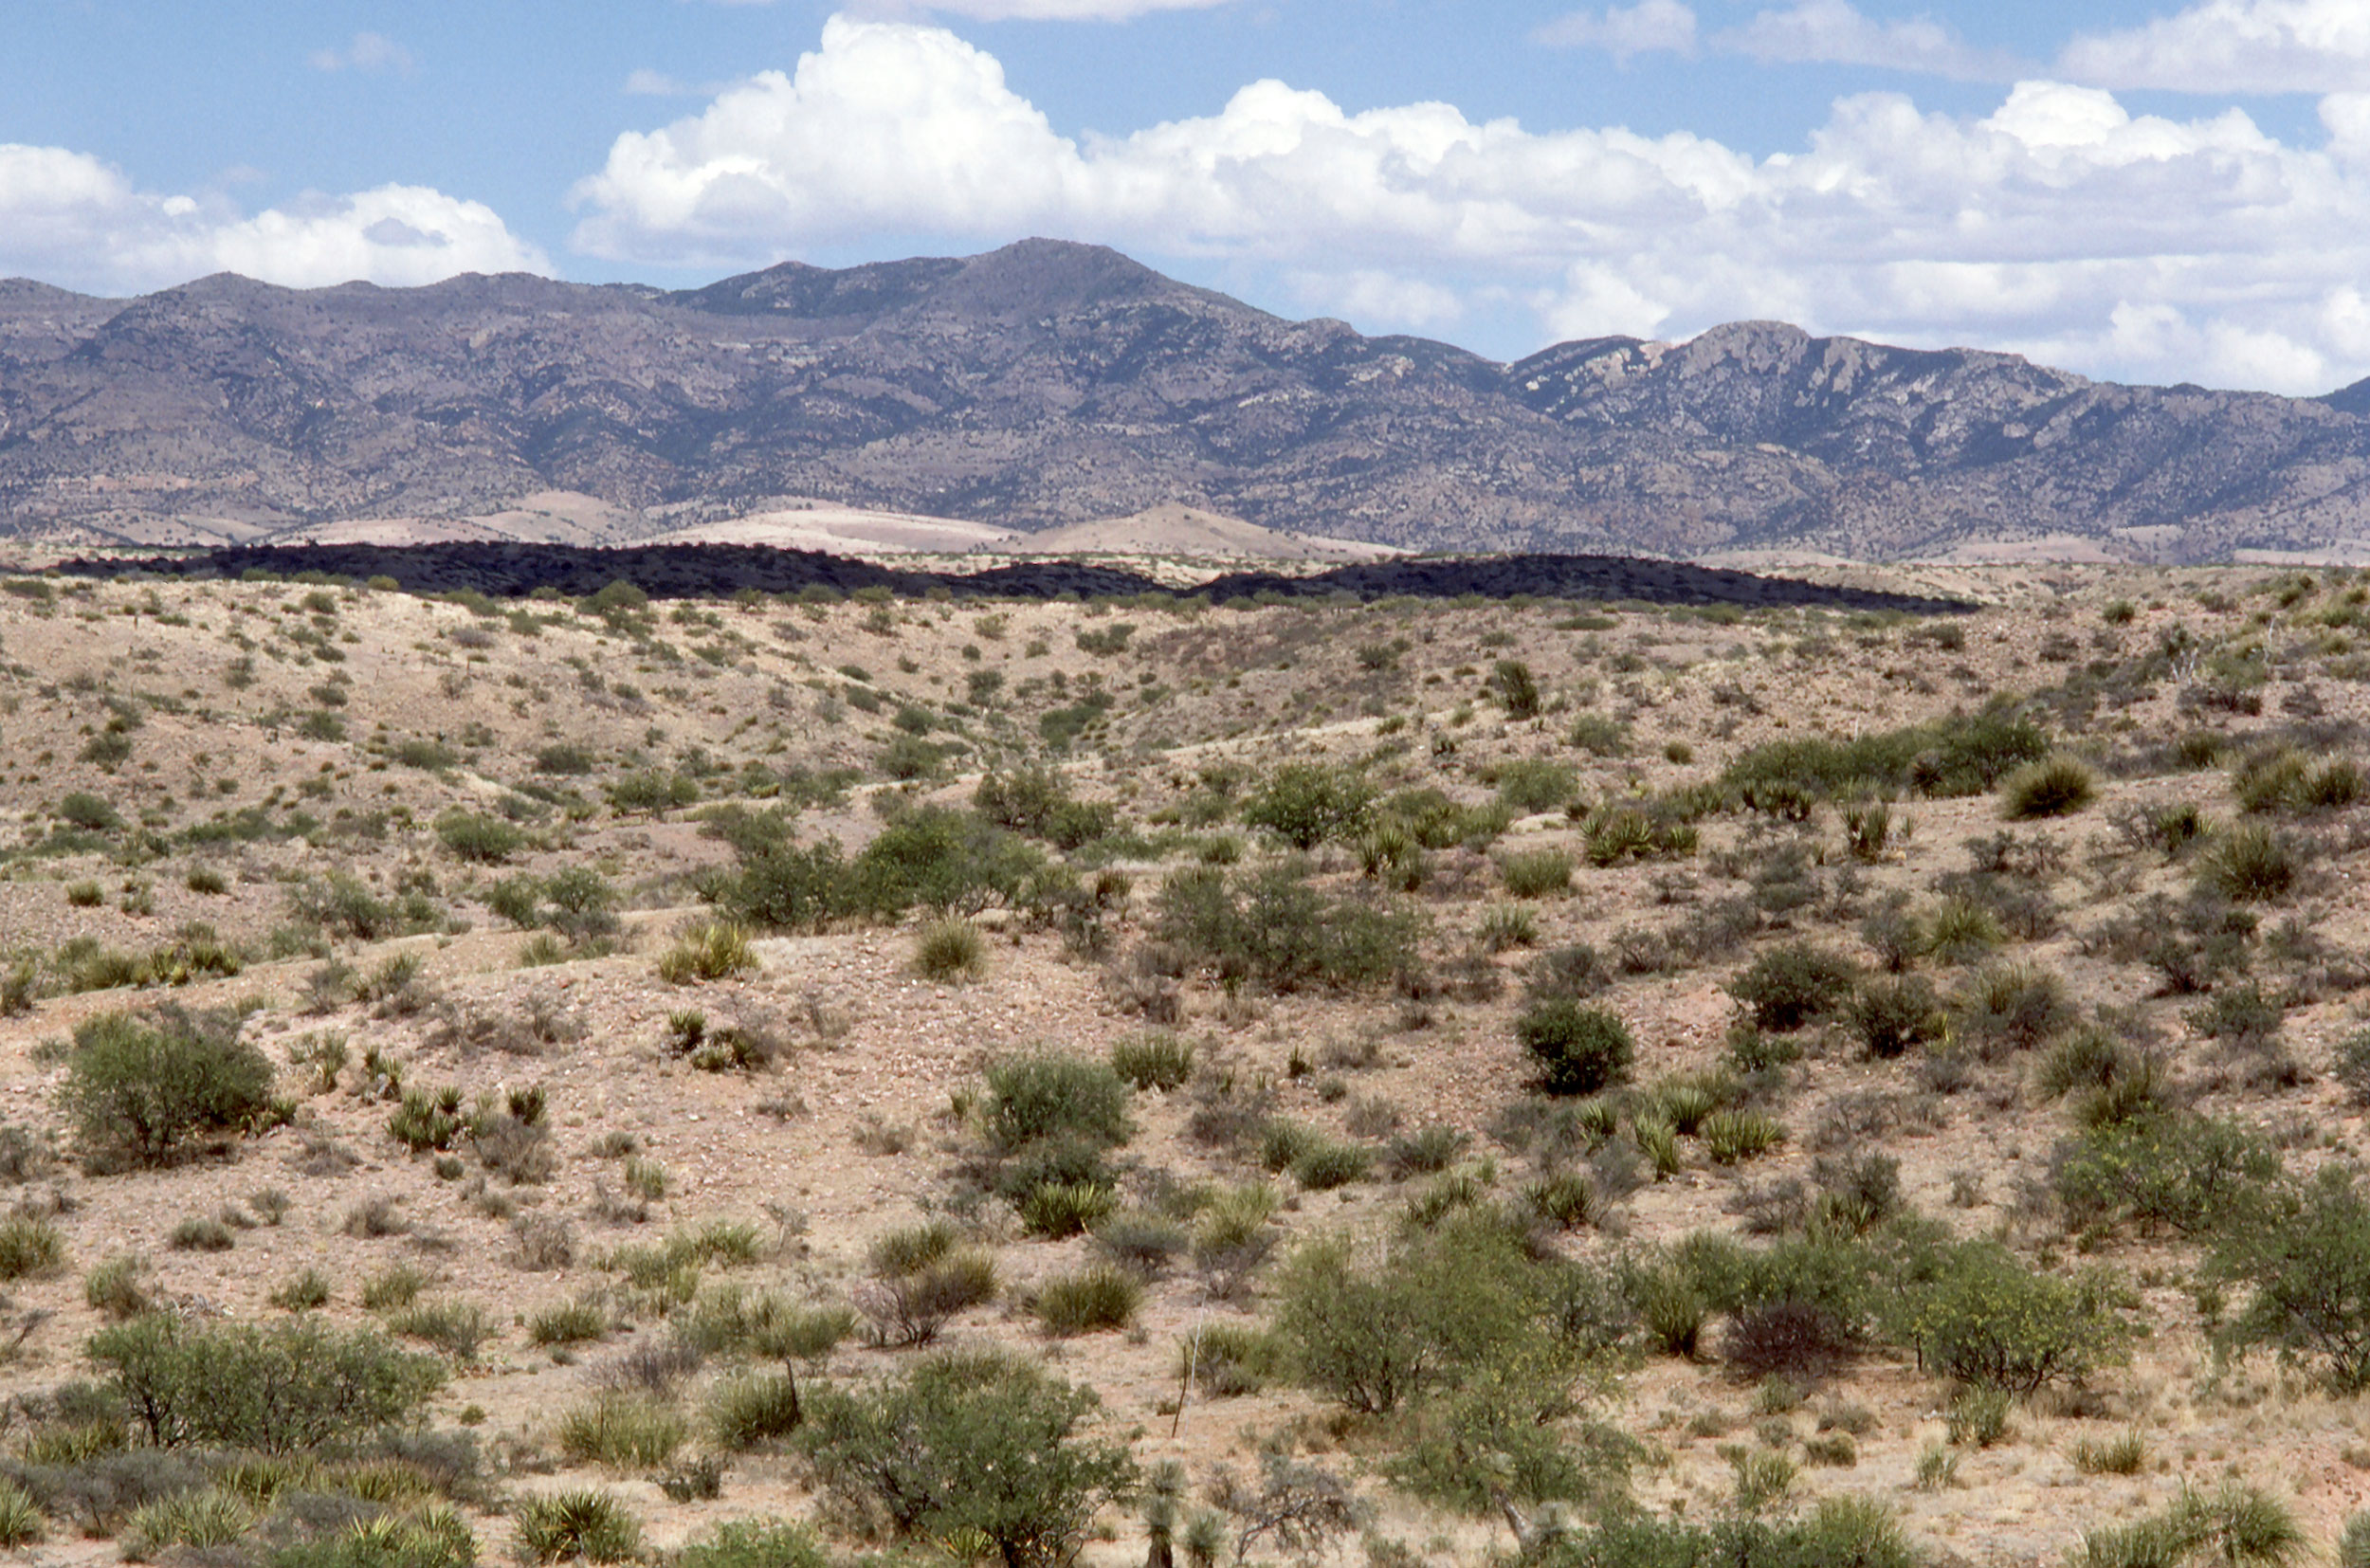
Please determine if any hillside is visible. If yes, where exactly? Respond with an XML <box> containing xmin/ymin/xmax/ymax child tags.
<box><xmin>6</xmin><ymin>242</ymin><xmax>2370</xmax><ymax>562</ymax></box>
<box><xmin>1</xmin><ymin>561</ymin><xmax>2369</xmax><ymax>1565</ymax></box>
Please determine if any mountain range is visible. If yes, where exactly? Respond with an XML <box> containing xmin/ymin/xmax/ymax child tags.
<box><xmin>5</xmin><ymin>238</ymin><xmax>2369</xmax><ymax>564</ymax></box>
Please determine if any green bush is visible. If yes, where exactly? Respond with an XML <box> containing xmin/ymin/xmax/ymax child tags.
<box><xmin>515</xmin><ymin>1490</ymin><xmax>642</xmax><ymax>1564</ymax></box>
<box><xmin>2054</xmin><ymin>1114</ymin><xmax>2281</xmax><ymax>1239</ymax></box>
<box><xmin>0</xmin><ymin>1214</ymin><xmax>64</xmax><ymax>1281</ymax></box>
<box><xmin>1851</xmin><ymin>975</ymin><xmax>1943</xmax><ymax>1059</ymax></box>
<box><xmin>1516</xmin><ymin>1001</ymin><xmax>1635</xmax><ymax>1097</ymax></box>
<box><xmin>1155</xmin><ymin>862</ymin><xmax>1427</xmax><ymax>994</ymax></box>
<box><xmin>2209</xmin><ymin>1166</ymin><xmax>2370</xmax><ymax>1392</ymax></box>
<box><xmin>58</xmin><ymin>1006</ymin><xmax>275</xmax><ymax>1168</ymax></box>
<box><xmin>845</xmin><ymin>808</ymin><xmax>1052</xmax><ymax>919</ymax></box>
<box><xmin>673</xmin><ymin>1520</ymin><xmax>829</xmax><ymax>1568</ymax></box>
<box><xmin>557</xmin><ymin>1394</ymin><xmax>685</xmax><ymax>1468</ymax></box>
<box><xmin>983</xmin><ymin>1054</ymin><xmax>1132</xmax><ymax>1154</ymax></box>
<box><xmin>2201</xmin><ymin>822</ymin><xmax>2299</xmax><ymax>903</ymax></box>
<box><xmin>1272</xmin><ymin>1219</ymin><xmax>1588</xmax><ymax>1418</ymax></box>
<box><xmin>1493</xmin><ymin>757</ymin><xmax>1577</xmax><ymax>813</ymax></box>
<box><xmin>796</xmin><ymin>1349</ymin><xmax>1136</xmax><ymax>1568</ymax></box>
<box><xmin>1999</xmin><ymin>756</ymin><xmax>2097</xmax><ymax>819</ymax></box>
<box><xmin>1242</xmin><ymin>764</ymin><xmax>1375</xmax><ymax>849</ymax></box>
<box><xmin>1898</xmin><ymin>1242</ymin><xmax>2126</xmax><ymax>1394</ymax></box>
<box><xmin>2076</xmin><ymin>1478</ymin><xmax>2303</xmax><ymax>1568</ymax></box>
<box><xmin>58</xmin><ymin>792</ymin><xmax>122</xmax><ymax>831</ymax></box>
<box><xmin>1526</xmin><ymin>1498</ymin><xmax>1916</xmax><ymax>1568</ymax></box>
<box><xmin>707</xmin><ymin>1373</ymin><xmax>806</xmax><ymax>1449</ymax></box>
<box><xmin>913</xmin><ymin>918</ymin><xmax>985</xmax><ymax>982</ymax></box>
<box><xmin>1109</xmin><ymin>1031</ymin><xmax>1194</xmax><ymax>1091</ymax></box>
<box><xmin>657</xmin><ymin>921</ymin><xmax>757</xmax><ymax>984</ymax></box>
<box><xmin>87</xmin><ymin>1316</ymin><xmax>444</xmax><ymax>1452</ymax></box>
<box><xmin>1490</xmin><ymin>659</ymin><xmax>1541</xmax><ymax>720</ymax></box>
<box><xmin>433</xmin><ymin>811</ymin><xmax>523</xmax><ymax>864</ymax></box>
<box><xmin>1034</xmin><ymin>1263</ymin><xmax>1144</xmax><ymax>1335</ymax></box>
<box><xmin>1498</xmin><ymin>848</ymin><xmax>1573</xmax><ymax>898</ymax></box>
<box><xmin>1723</xmin><ymin>703</ymin><xmax>2047</xmax><ymax>809</ymax></box>
<box><xmin>1729</xmin><ymin>944</ymin><xmax>1858</xmax><ymax>1032</ymax></box>
<box><xmin>975</xmin><ymin>768</ymin><xmax>1117</xmax><ymax>848</ymax></box>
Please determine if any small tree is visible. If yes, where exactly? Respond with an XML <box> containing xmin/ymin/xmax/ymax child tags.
<box><xmin>88</xmin><ymin>1317</ymin><xmax>444</xmax><ymax>1452</ymax></box>
<box><xmin>1243</xmin><ymin>764</ymin><xmax>1375</xmax><ymax>851</ymax></box>
<box><xmin>58</xmin><ymin>1007</ymin><xmax>275</xmax><ymax>1169</ymax></box>
<box><xmin>1898</xmin><ymin>1242</ymin><xmax>2126</xmax><ymax>1394</ymax></box>
<box><xmin>796</xmin><ymin>1350</ymin><xmax>1136</xmax><ymax>1568</ymax></box>
<box><xmin>2210</xmin><ymin>1166</ymin><xmax>2370</xmax><ymax>1393</ymax></box>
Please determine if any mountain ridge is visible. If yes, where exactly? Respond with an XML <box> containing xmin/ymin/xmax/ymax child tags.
<box><xmin>5</xmin><ymin>238</ymin><xmax>2370</xmax><ymax>563</ymax></box>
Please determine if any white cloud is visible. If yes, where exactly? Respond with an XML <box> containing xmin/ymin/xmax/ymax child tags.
<box><xmin>2059</xmin><ymin>0</ymin><xmax>2370</xmax><ymax>94</ymax></box>
<box><xmin>567</xmin><ymin>17</ymin><xmax>2370</xmax><ymax>393</ymax></box>
<box><xmin>865</xmin><ymin>0</ymin><xmax>1238</xmax><ymax>16</ymax></box>
<box><xmin>0</xmin><ymin>144</ymin><xmax>549</xmax><ymax>294</ymax></box>
<box><xmin>1535</xmin><ymin>1</ymin><xmax>1699</xmax><ymax>62</ymax></box>
<box><xmin>1713</xmin><ymin>1</ymin><xmax>2023</xmax><ymax>81</ymax></box>
<box><xmin>308</xmin><ymin>31</ymin><xmax>415</xmax><ymax>75</ymax></box>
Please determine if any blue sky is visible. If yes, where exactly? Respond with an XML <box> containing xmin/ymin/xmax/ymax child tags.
<box><xmin>6</xmin><ymin>0</ymin><xmax>2370</xmax><ymax>394</ymax></box>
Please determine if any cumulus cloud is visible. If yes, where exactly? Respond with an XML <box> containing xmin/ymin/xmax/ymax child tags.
<box><xmin>0</xmin><ymin>143</ymin><xmax>549</xmax><ymax>295</ymax></box>
<box><xmin>567</xmin><ymin>17</ymin><xmax>2370</xmax><ymax>393</ymax></box>
<box><xmin>1534</xmin><ymin>0</ymin><xmax>1699</xmax><ymax>61</ymax></box>
<box><xmin>2060</xmin><ymin>0</ymin><xmax>2370</xmax><ymax>94</ymax></box>
<box><xmin>308</xmin><ymin>31</ymin><xmax>415</xmax><ymax>74</ymax></box>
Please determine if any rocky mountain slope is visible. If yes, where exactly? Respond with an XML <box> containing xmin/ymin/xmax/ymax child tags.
<box><xmin>5</xmin><ymin>240</ymin><xmax>2369</xmax><ymax>562</ymax></box>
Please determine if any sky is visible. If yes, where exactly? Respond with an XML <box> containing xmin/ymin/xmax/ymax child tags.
<box><xmin>7</xmin><ymin>1</ymin><xmax>2370</xmax><ymax>396</ymax></box>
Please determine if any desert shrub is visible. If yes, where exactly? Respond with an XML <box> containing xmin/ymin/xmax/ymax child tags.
<box><xmin>2075</xmin><ymin>1478</ymin><xmax>2303</xmax><ymax>1568</ymax></box>
<box><xmin>845</xmin><ymin>808</ymin><xmax>1052</xmax><ymax>920</ymax></box>
<box><xmin>433</xmin><ymin>811</ymin><xmax>522</xmax><ymax>865</ymax></box>
<box><xmin>913</xmin><ymin>918</ymin><xmax>985</xmax><ymax>982</ymax></box>
<box><xmin>1493</xmin><ymin>757</ymin><xmax>1576</xmax><ymax>813</ymax></box>
<box><xmin>1516</xmin><ymin>1001</ymin><xmax>1635</xmax><ymax>1097</ymax></box>
<box><xmin>1851</xmin><ymin>975</ymin><xmax>1943</xmax><ymax>1060</ymax></box>
<box><xmin>672</xmin><ymin>1520</ymin><xmax>828</xmax><ymax>1568</ymax></box>
<box><xmin>2072</xmin><ymin>1430</ymin><xmax>2149</xmax><ymax>1476</ymax></box>
<box><xmin>1243</xmin><ymin>763</ymin><xmax>1375</xmax><ymax>849</ymax></box>
<box><xmin>87</xmin><ymin>1316</ymin><xmax>444</xmax><ymax>1451</ymax></box>
<box><xmin>1723</xmin><ymin>703</ymin><xmax>2047</xmax><ymax>809</ymax></box>
<box><xmin>59</xmin><ymin>1006</ymin><xmax>275</xmax><ymax>1168</ymax></box>
<box><xmin>1274</xmin><ymin>1222</ymin><xmax>1562</xmax><ymax>1416</ymax></box>
<box><xmin>2335</xmin><ymin>1029</ymin><xmax>2370</xmax><ymax>1106</ymax></box>
<box><xmin>1729</xmin><ymin>944</ymin><xmax>1858</xmax><ymax>1032</ymax></box>
<box><xmin>1290</xmin><ymin>1137</ymin><xmax>1374</xmax><ymax>1191</ymax></box>
<box><xmin>796</xmin><ymin>1349</ymin><xmax>1137</xmax><ymax>1568</ymax></box>
<box><xmin>170</xmin><ymin>1214</ymin><xmax>234</xmax><ymax>1252</ymax></box>
<box><xmin>558</xmin><ymin>1394</ymin><xmax>685</xmax><ymax>1468</ymax></box>
<box><xmin>531</xmin><ymin>1299</ymin><xmax>611</xmax><ymax>1347</ymax></box>
<box><xmin>1954</xmin><ymin>961</ymin><xmax>2075</xmax><ymax>1056</ymax></box>
<box><xmin>2200</xmin><ymin>823</ymin><xmax>2299</xmax><ymax>903</ymax></box>
<box><xmin>0</xmin><ymin>1214</ymin><xmax>64</xmax><ymax>1281</ymax></box>
<box><xmin>1897</xmin><ymin>1242</ymin><xmax>2127</xmax><ymax>1393</ymax></box>
<box><xmin>388</xmin><ymin>1300</ymin><xmax>494</xmax><ymax>1361</ymax></box>
<box><xmin>1034</xmin><ymin>1263</ymin><xmax>1144</xmax><ymax>1335</ymax></box>
<box><xmin>1109</xmin><ymin>1031</ymin><xmax>1194</xmax><ymax>1091</ymax></box>
<box><xmin>515</xmin><ymin>1490</ymin><xmax>642</xmax><ymax>1564</ymax></box>
<box><xmin>1999</xmin><ymin>756</ymin><xmax>2097</xmax><ymax>819</ymax></box>
<box><xmin>975</xmin><ymin>768</ymin><xmax>1116</xmax><ymax>849</ymax></box>
<box><xmin>2208</xmin><ymin>1166</ymin><xmax>2370</xmax><ymax>1392</ymax></box>
<box><xmin>2054</xmin><ymin>1115</ymin><xmax>2283</xmax><ymax>1239</ymax></box>
<box><xmin>657</xmin><ymin>921</ymin><xmax>757</xmax><ymax>984</ymax></box>
<box><xmin>1526</xmin><ymin>942</ymin><xmax>1611</xmax><ymax>1001</ymax></box>
<box><xmin>1702</xmin><ymin>1109</ymin><xmax>1787</xmax><ymax>1165</ymax></box>
<box><xmin>1017</xmin><ymin>1180</ymin><xmax>1118</xmax><ymax>1239</ymax></box>
<box><xmin>1386</xmin><ymin>1124</ymin><xmax>1471</xmax><ymax>1178</ymax></box>
<box><xmin>0</xmin><ymin>1480</ymin><xmax>35</xmax><ymax>1548</ymax></box>
<box><xmin>1499</xmin><ymin>848</ymin><xmax>1573</xmax><ymax>898</ymax></box>
<box><xmin>1155</xmin><ymin>862</ymin><xmax>1426</xmax><ymax>993</ymax></box>
<box><xmin>982</xmin><ymin>1054</ymin><xmax>1133</xmax><ymax>1154</ymax></box>
<box><xmin>858</xmin><ymin>1249</ymin><xmax>998</xmax><ymax>1348</ymax></box>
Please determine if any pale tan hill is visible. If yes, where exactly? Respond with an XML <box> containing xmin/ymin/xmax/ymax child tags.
<box><xmin>999</xmin><ymin>502</ymin><xmax>1405</xmax><ymax>561</ymax></box>
<box><xmin>649</xmin><ymin>501</ymin><xmax>1019</xmax><ymax>554</ymax></box>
